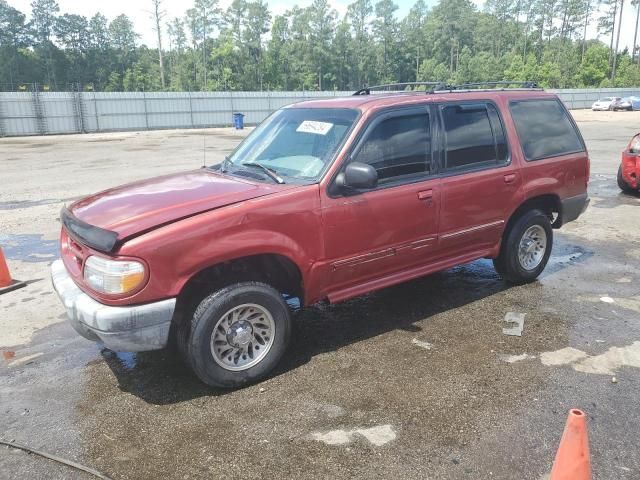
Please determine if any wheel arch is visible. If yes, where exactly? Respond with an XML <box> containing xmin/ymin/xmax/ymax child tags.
<box><xmin>170</xmin><ymin>253</ymin><xmax>304</xmax><ymax>344</ymax></box>
<box><xmin>503</xmin><ymin>194</ymin><xmax>561</xmax><ymax>243</ymax></box>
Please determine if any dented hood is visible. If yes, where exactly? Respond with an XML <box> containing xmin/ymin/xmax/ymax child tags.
<box><xmin>68</xmin><ymin>169</ymin><xmax>283</xmax><ymax>244</ymax></box>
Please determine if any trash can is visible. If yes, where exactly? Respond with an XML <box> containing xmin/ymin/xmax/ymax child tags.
<box><xmin>233</xmin><ymin>113</ymin><xmax>245</xmax><ymax>130</ymax></box>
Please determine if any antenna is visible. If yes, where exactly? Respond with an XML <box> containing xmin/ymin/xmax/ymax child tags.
<box><xmin>203</xmin><ymin>133</ymin><xmax>206</xmax><ymax>168</ymax></box>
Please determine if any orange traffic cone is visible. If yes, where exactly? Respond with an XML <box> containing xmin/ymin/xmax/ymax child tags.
<box><xmin>550</xmin><ymin>409</ymin><xmax>592</xmax><ymax>480</ymax></box>
<box><xmin>0</xmin><ymin>247</ymin><xmax>26</xmax><ymax>295</ymax></box>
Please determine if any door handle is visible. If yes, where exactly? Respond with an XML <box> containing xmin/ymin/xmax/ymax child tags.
<box><xmin>504</xmin><ymin>174</ymin><xmax>517</xmax><ymax>184</ymax></box>
<box><xmin>417</xmin><ymin>190</ymin><xmax>433</xmax><ymax>200</ymax></box>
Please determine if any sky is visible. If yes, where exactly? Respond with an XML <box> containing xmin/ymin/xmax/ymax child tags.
<box><xmin>6</xmin><ymin>0</ymin><xmax>638</xmax><ymax>54</ymax></box>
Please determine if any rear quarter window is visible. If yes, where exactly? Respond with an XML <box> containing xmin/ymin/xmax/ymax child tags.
<box><xmin>509</xmin><ymin>99</ymin><xmax>584</xmax><ymax>161</ymax></box>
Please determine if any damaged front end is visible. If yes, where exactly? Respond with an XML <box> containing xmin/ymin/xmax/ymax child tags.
<box><xmin>621</xmin><ymin>134</ymin><xmax>640</xmax><ymax>190</ymax></box>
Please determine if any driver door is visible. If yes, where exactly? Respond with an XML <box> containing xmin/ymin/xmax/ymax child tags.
<box><xmin>320</xmin><ymin>106</ymin><xmax>441</xmax><ymax>297</ymax></box>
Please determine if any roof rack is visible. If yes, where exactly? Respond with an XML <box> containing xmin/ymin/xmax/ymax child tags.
<box><xmin>352</xmin><ymin>80</ymin><xmax>540</xmax><ymax>96</ymax></box>
<box><xmin>353</xmin><ymin>82</ymin><xmax>448</xmax><ymax>96</ymax></box>
<box><xmin>451</xmin><ymin>81</ymin><xmax>539</xmax><ymax>90</ymax></box>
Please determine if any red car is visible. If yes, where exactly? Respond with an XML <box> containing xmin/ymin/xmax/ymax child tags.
<box><xmin>52</xmin><ymin>83</ymin><xmax>590</xmax><ymax>387</ymax></box>
<box><xmin>618</xmin><ymin>133</ymin><xmax>640</xmax><ymax>192</ymax></box>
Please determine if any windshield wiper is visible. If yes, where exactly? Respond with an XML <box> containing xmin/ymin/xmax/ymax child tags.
<box><xmin>242</xmin><ymin>162</ymin><xmax>285</xmax><ymax>184</ymax></box>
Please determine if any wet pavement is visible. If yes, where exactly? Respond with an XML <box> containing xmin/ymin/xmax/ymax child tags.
<box><xmin>1</xmin><ymin>112</ymin><xmax>640</xmax><ymax>479</ymax></box>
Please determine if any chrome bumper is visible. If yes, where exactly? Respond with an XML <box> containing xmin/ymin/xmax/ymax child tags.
<box><xmin>51</xmin><ymin>259</ymin><xmax>176</xmax><ymax>352</ymax></box>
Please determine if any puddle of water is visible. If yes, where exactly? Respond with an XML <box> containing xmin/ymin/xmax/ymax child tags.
<box><xmin>0</xmin><ymin>234</ymin><xmax>59</xmax><ymax>263</ymax></box>
<box><xmin>284</xmin><ymin>295</ymin><xmax>301</xmax><ymax>310</ymax></box>
<box><xmin>101</xmin><ymin>350</ymin><xmax>138</xmax><ymax>370</ymax></box>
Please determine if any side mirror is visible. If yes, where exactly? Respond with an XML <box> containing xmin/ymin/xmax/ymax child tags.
<box><xmin>336</xmin><ymin>162</ymin><xmax>378</xmax><ymax>191</ymax></box>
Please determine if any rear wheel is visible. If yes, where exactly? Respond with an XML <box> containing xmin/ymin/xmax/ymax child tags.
<box><xmin>617</xmin><ymin>165</ymin><xmax>635</xmax><ymax>193</ymax></box>
<box><xmin>493</xmin><ymin>209</ymin><xmax>553</xmax><ymax>284</ymax></box>
<box><xmin>184</xmin><ymin>282</ymin><xmax>291</xmax><ymax>388</ymax></box>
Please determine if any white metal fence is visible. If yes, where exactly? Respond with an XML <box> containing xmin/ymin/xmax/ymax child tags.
<box><xmin>0</xmin><ymin>88</ymin><xmax>638</xmax><ymax>137</ymax></box>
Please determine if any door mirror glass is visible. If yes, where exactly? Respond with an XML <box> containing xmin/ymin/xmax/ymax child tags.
<box><xmin>337</xmin><ymin>162</ymin><xmax>378</xmax><ymax>190</ymax></box>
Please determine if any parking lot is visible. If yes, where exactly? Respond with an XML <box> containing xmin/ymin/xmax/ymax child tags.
<box><xmin>1</xmin><ymin>110</ymin><xmax>640</xmax><ymax>479</ymax></box>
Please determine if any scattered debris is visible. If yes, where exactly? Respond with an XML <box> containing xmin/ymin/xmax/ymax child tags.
<box><xmin>0</xmin><ymin>439</ymin><xmax>112</xmax><ymax>479</ymax></box>
<box><xmin>611</xmin><ymin>377</ymin><xmax>618</xmax><ymax>384</ymax></box>
<box><xmin>259</xmin><ymin>387</ymin><xmax>265</xmax><ymax>393</ymax></box>
<box><xmin>600</xmin><ymin>296</ymin><xmax>615</xmax><ymax>304</ymax></box>
<box><xmin>8</xmin><ymin>352</ymin><xmax>43</xmax><ymax>366</ymax></box>
<box><xmin>502</xmin><ymin>312</ymin><xmax>525</xmax><ymax>337</ymax></box>
<box><xmin>498</xmin><ymin>353</ymin><xmax>534</xmax><ymax>363</ymax></box>
<box><xmin>551</xmin><ymin>252</ymin><xmax>584</xmax><ymax>264</ymax></box>
<box><xmin>411</xmin><ymin>338</ymin><xmax>433</xmax><ymax>350</ymax></box>
<box><xmin>2</xmin><ymin>351</ymin><xmax>15</xmax><ymax>361</ymax></box>
<box><xmin>310</xmin><ymin>425</ymin><xmax>396</xmax><ymax>447</ymax></box>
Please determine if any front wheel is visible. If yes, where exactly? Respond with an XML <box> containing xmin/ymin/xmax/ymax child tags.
<box><xmin>618</xmin><ymin>165</ymin><xmax>635</xmax><ymax>193</ymax></box>
<box><xmin>493</xmin><ymin>209</ymin><xmax>553</xmax><ymax>284</ymax></box>
<box><xmin>185</xmin><ymin>282</ymin><xmax>291</xmax><ymax>388</ymax></box>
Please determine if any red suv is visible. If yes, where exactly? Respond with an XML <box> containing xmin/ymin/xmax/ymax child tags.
<box><xmin>52</xmin><ymin>83</ymin><xmax>590</xmax><ymax>387</ymax></box>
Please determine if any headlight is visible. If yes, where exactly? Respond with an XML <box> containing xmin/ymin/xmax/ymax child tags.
<box><xmin>84</xmin><ymin>256</ymin><xmax>145</xmax><ymax>294</ymax></box>
<box><xmin>629</xmin><ymin>134</ymin><xmax>640</xmax><ymax>154</ymax></box>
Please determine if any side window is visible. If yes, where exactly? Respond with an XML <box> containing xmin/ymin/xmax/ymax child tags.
<box><xmin>441</xmin><ymin>103</ymin><xmax>507</xmax><ymax>171</ymax></box>
<box><xmin>509</xmin><ymin>99</ymin><xmax>584</xmax><ymax>161</ymax></box>
<box><xmin>353</xmin><ymin>112</ymin><xmax>431</xmax><ymax>183</ymax></box>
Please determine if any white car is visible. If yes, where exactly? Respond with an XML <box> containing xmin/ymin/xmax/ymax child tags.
<box><xmin>591</xmin><ymin>97</ymin><xmax>621</xmax><ymax>111</ymax></box>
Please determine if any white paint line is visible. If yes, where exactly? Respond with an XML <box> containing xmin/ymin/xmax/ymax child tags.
<box><xmin>502</xmin><ymin>312</ymin><xmax>525</xmax><ymax>337</ymax></box>
<box><xmin>540</xmin><ymin>347</ymin><xmax>589</xmax><ymax>366</ymax></box>
<box><xmin>411</xmin><ymin>338</ymin><xmax>433</xmax><ymax>350</ymax></box>
<box><xmin>573</xmin><ymin>342</ymin><xmax>640</xmax><ymax>375</ymax></box>
<box><xmin>354</xmin><ymin>425</ymin><xmax>397</xmax><ymax>446</ymax></box>
<box><xmin>311</xmin><ymin>430</ymin><xmax>352</xmax><ymax>445</ymax></box>
<box><xmin>498</xmin><ymin>353</ymin><xmax>534</xmax><ymax>363</ymax></box>
<box><xmin>600</xmin><ymin>296</ymin><xmax>615</xmax><ymax>303</ymax></box>
<box><xmin>8</xmin><ymin>352</ymin><xmax>43</xmax><ymax>366</ymax></box>
<box><xmin>539</xmin><ymin>342</ymin><xmax>640</xmax><ymax>376</ymax></box>
<box><xmin>310</xmin><ymin>425</ymin><xmax>396</xmax><ymax>447</ymax></box>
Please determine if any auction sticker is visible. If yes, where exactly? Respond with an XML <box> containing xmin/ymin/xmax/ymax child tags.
<box><xmin>296</xmin><ymin>120</ymin><xmax>333</xmax><ymax>135</ymax></box>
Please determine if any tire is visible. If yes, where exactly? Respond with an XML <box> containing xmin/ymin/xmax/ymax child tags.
<box><xmin>617</xmin><ymin>165</ymin><xmax>635</xmax><ymax>193</ymax></box>
<box><xmin>493</xmin><ymin>209</ymin><xmax>553</xmax><ymax>284</ymax></box>
<box><xmin>185</xmin><ymin>282</ymin><xmax>291</xmax><ymax>388</ymax></box>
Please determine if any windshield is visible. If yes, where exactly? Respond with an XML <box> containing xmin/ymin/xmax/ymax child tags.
<box><xmin>224</xmin><ymin>108</ymin><xmax>359</xmax><ymax>183</ymax></box>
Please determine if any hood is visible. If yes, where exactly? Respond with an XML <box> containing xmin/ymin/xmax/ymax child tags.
<box><xmin>68</xmin><ymin>169</ymin><xmax>284</xmax><ymax>243</ymax></box>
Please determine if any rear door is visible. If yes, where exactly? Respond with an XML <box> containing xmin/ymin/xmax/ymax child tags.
<box><xmin>321</xmin><ymin>106</ymin><xmax>441</xmax><ymax>293</ymax></box>
<box><xmin>437</xmin><ymin>101</ymin><xmax>523</xmax><ymax>256</ymax></box>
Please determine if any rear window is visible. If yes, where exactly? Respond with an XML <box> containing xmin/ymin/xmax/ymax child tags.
<box><xmin>509</xmin><ymin>99</ymin><xmax>584</xmax><ymax>161</ymax></box>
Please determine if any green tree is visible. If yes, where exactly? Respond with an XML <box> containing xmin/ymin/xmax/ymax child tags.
<box><xmin>373</xmin><ymin>0</ymin><xmax>399</xmax><ymax>83</ymax></box>
<box><xmin>109</xmin><ymin>14</ymin><xmax>138</xmax><ymax>87</ymax></box>
<box><xmin>30</xmin><ymin>0</ymin><xmax>60</xmax><ymax>86</ymax></box>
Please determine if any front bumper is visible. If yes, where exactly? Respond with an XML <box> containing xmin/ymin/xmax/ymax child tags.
<box><xmin>51</xmin><ymin>259</ymin><xmax>176</xmax><ymax>352</ymax></box>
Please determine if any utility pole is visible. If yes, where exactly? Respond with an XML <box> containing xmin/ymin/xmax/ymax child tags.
<box><xmin>612</xmin><ymin>0</ymin><xmax>625</xmax><ymax>83</ymax></box>
<box><xmin>151</xmin><ymin>0</ymin><xmax>166</xmax><ymax>89</ymax></box>
<box><xmin>633</xmin><ymin>0</ymin><xmax>640</xmax><ymax>63</ymax></box>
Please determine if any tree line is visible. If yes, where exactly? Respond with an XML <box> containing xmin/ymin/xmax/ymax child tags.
<box><xmin>1</xmin><ymin>0</ymin><xmax>639</xmax><ymax>92</ymax></box>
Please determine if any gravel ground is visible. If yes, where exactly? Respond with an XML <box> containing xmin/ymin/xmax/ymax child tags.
<box><xmin>1</xmin><ymin>110</ymin><xmax>640</xmax><ymax>480</ymax></box>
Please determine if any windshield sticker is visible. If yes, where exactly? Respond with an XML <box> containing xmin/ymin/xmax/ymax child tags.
<box><xmin>296</xmin><ymin>120</ymin><xmax>333</xmax><ymax>135</ymax></box>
